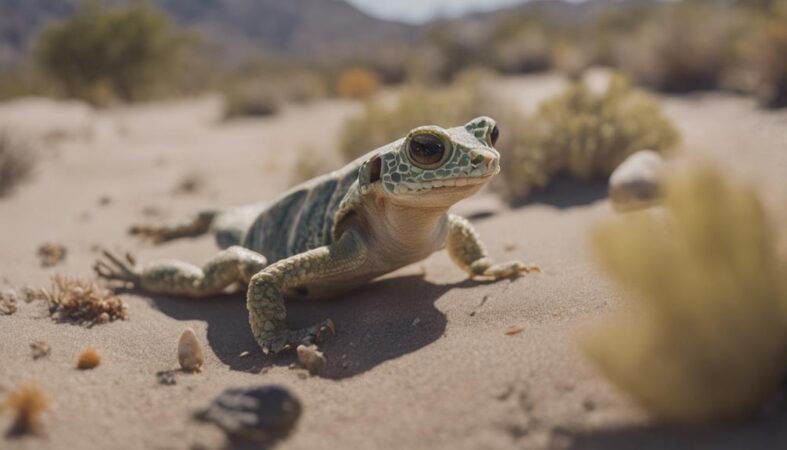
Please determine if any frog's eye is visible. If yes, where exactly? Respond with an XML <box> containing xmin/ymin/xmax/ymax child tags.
<box><xmin>407</xmin><ymin>133</ymin><xmax>450</xmax><ymax>169</ymax></box>
<box><xmin>489</xmin><ymin>125</ymin><xmax>500</xmax><ymax>146</ymax></box>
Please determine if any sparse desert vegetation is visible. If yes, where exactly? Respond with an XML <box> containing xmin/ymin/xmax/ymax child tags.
<box><xmin>584</xmin><ymin>163</ymin><xmax>787</xmax><ymax>424</ymax></box>
<box><xmin>24</xmin><ymin>275</ymin><xmax>128</xmax><ymax>326</ymax></box>
<box><xmin>496</xmin><ymin>74</ymin><xmax>680</xmax><ymax>203</ymax></box>
<box><xmin>34</xmin><ymin>2</ymin><xmax>192</xmax><ymax>105</ymax></box>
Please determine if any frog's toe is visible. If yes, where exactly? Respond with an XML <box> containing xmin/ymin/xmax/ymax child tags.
<box><xmin>260</xmin><ymin>319</ymin><xmax>336</xmax><ymax>355</ymax></box>
<box><xmin>94</xmin><ymin>249</ymin><xmax>141</xmax><ymax>284</ymax></box>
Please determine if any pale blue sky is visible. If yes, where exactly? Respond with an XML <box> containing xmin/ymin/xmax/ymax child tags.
<box><xmin>345</xmin><ymin>0</ymin><xmax>529</xmax><ymax>23</ymax></box>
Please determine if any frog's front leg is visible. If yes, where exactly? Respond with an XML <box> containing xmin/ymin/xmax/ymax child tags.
<box><xmin>249</xmin><ymin>230</ymin><xmax>367</xmax><ymax>355</ymax></box>
<box><xmin>446</xmin><ymin>214</ymin><xmax>540</xmax><ymax>280</ymax></box>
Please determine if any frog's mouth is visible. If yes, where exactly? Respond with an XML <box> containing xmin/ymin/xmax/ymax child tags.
<box><xmin>392</xmin><ymin>171</ymin><xmax>497</xmax><ymax>194</ymax></box>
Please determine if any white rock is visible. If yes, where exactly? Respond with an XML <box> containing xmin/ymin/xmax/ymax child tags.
<box><xmin>609</xmin><ymin>150</ymin><xmax>665</xmax><ymax>212</ymax></box>
<box><xmin>296</xmin><ymin>344</ymin><xmax>326</xmax><ymax>375</ymax></box>
<box><xmin>178</xmin><ymin>328</ymin><xmax>204</xmax><ymax>372</ymax></box>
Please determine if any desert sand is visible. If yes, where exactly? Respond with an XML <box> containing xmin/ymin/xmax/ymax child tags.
<box><xmin>1</xmin><ymin>73</ymin><xmax>786</xmax><ymax>450</ymax></box>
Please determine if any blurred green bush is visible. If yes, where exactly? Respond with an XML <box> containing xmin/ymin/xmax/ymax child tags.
<box><xmin>34</xmin><ymin>2</ymin><xmax>193</xmax><ymax>105</ymax></box>
<box><xmin>496</xmin><ymin>75</ymin><xmax>680</xmax><ymax>203</ymax></box>
<box><xmin>584</xmin><ymin>163</ymin><xmax>787</xmax><ymax>424</ymax></box>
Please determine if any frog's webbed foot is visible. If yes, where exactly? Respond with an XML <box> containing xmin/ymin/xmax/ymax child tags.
<box><xmin>259</xmin><ymin>319</ymin><xmax>335</xmax><ymax>355</ymax></box>
<box><xmin>471</xmin><ymin>259</ymin><xmax>541</xmax><ymax>281</ymax></box>
<box><xmin>94</xmin><ymin>249</ymin><xmax>141</xmax><ymax>284</ymax></box>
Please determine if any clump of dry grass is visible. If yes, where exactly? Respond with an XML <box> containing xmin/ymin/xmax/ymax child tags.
<box><xmin>76</xmin><ymin>347</ymin><xmax>102</xmax><ymax>370</ymax></box>
<box><xmin>25</xmin><ymin>275</ymin><xmax>128</xmax><ymax>326</ymax></box>
<box><xmin>337</xmin><ymin>67</ymin><xmax>380</xmax><ymax>99</ymax></box>
<box><xmin>37</xmin><ymin>243</ymin><xmax>67</xmax><ymax>267</ymax></box>
<box><xmin>2</xmin><ymin>384</ymin><xmax>49</xmax><ymax>435</ymax></box>
<box><xmin>0</xmin><ymin>131</ymin><xmax>35</xmax><ymax>198</ymax></box>
<box><xmin>583</xmin><ymin>163</ymin><xmax>787</xmax><ymax>424</ymax></box>
<box><xmin>497</xmin><ymin>74</ymin><xmax>680</xmax><ymax>203</ymax></box>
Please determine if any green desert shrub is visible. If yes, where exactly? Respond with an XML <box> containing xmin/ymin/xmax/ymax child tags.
<box><xmin>35</xmin><ymin>2</ymin><xmax>192</xmax><ymax>105</ymax></box>
<box><xmin>496</xmin><ymin>74</ymin><xmax>680</xmax><ymax>203</ymax></box>
<box><xmin>584</xmin><ymin>163</ymin><xmax>787</xmax><ymax>424</ymax></box>
<box><xmin>0</xmin><ymin>131</ymin><xmax>35</xmax><ymax>197</ymax></box>
<box><xmin>620</xmin><ymin>1</ymin><xmax>746</xmax><ymax>92</ymax></box>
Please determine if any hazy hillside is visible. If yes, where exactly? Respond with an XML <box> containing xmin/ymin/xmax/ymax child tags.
<box><xmin>0</xmin><ymin>0</ymin><xmax>415</xmax><ymax>65</ymax></box>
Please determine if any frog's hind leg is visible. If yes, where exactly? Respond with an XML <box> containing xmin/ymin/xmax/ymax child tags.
<box><xmin>94</xmin><ymin>246</ymin><xmax>268</xmax><ymax>298</ymax></box>
<box><xmin>130</xmin><ymin>209</ymin><xmax>218</xmax><ymax>244</ymax></box>
<box><xmin>130</xmin><ymin>202</ymin><xmax>266</xmax><ymax>247</ymax></box>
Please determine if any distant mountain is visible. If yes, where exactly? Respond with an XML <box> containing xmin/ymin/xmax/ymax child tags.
<box><xmin>0</xmin><ymin>0</ymin><xmax>416</xmax><ymax>66</ymax></box>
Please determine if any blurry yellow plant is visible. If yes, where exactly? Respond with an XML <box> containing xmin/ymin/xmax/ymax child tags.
<box><xmin>498</xmin><ymin>74</ymin><xmax>679</xmax><ymax>203</ymax></box>
<box><xmin>584</xmin><ymin>163</ymin><xmax>787</xmax><ymax>424</ymax></box>
<box><xmin>337</xmin><ymin>67</ymin><xmax>381</xmax><ymax>99</ymax></box>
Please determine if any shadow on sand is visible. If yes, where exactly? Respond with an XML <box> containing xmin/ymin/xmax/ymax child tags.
<box><xmin>508</xmin><ymin>176</ymin><xmax>608</xmax><ymax>209</ymax></box>
<box><xmin>137</xmin><ymin>274</ymin><xmax>481</xmax><ymax>380</ymax></box>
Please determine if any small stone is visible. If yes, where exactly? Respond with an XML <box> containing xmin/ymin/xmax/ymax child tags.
<box><xmin>296</xmin><ymin>345</ymin><xmax>326</xmax><ymax>375</ymax></box>
<box><xmin>76</xmin><ymin>347</ymin><xmax>101</xmax><ymax>370</ymax></box>
<box><xmin>196</xmin><ymin>386</ymin><xmax>302</xmax><ymax>443</ymax></box>
<box><xmin>157</xmin><ymin>371</ymin><xmax>177</xmax><ymax>385</ymax></box>
<box><xmin>37</xmin><ymin>243</ymin><xmax>67</xmax><ymax>267</ymax></box>
<box><xmin>178</xmin><ymin>328</ymin><xmax>204</xmax><ymax>372</ymax></box>
<box><xmin>0</xmin><ymin>288</ymin><xmax>17</xmax><ymax>315</ymax></box>
<box><xmin>95</xmin><ymin>312</ymin><xmax>110</xmax><ymax>324</ymax></box>
<box><xmin>30</xmin><ymin>341</ymin><xmax>51</xmax><ymax>360</ymax></box>
<box><xmin>505</xmin><ymin>325</ymin><xmax>525</xmax><ymax>336</ymax></box>
<box><xmin>239</xmin><ymin>351</ymin><xmax>251</xmax><ymax>358</ymax></box>
<box><xmin>609</xmin><ymin>150</ymin><xmax>665</xmax><ymax>212</ymax></box>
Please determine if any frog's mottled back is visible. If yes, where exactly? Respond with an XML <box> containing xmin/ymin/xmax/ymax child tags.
<box><xmin>242</xmin><ymin>162</ymin><xmax>361</xmax><ymax>263</ymax></box>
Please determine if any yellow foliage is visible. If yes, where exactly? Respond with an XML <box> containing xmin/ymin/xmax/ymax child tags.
<box><xmin>584</xmin><ymin>164</ymin><xmax>787</xmax><ymax>424</ymax></box>
<box><xmin>337</xmin><ymin>68</ymin><xmax>380</xmax><ymax>99</ymax></box>
<box><xmin>2</xmin><ymin>384</ymin><xmax>49</xmax><ymax>435</ymax></box>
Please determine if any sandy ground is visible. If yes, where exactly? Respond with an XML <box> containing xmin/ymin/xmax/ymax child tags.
<box><xmin>1</xmin><ymin>74</ymin><xmax>786</xmax><ymax>450</ymax></box>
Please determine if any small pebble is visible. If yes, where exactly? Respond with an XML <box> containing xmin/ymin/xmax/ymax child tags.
<box><xmin>76</xmin><ymin>347</ymin><xmax>101</xmax><ymax>370</ymax></box>
<box><xmin>30</xmin><ymin>341</ymin><xmax>51</xmax><ymax>360</ymax></box>
<box><xmin>296</xmin><ymin>345</ymin><xmax>326</xmax><ymax>375</ymax></box>
<box><xmin>37</xmin><ymin>243</ymin><xmax>67</xmax><ymax>267</ymax></box>
<box><xmin>157</xmin><ymin>371</ymin><xmax>177</xmax><ymax>386</ymax></box>
<box><xmin>196</xmin><ymin>386</ymin><xmax>302</xmax><ymax>443</ymax></box>
<box><xmin>178</xmin><ymin>328</ymin><xmax>204</xmax><ymax>372</ymax></box>
<box><xmin>505</xmin><ymin>325</ymin><xmax>525</xmax><ymax>336</ymax></box>
<box><xmin>239</xmin><ymin>351</ymin><xmax>251</xmax><ymax>358</ymax></box>
<box><xmin>609</xmin><ymin>150</ymin><xmax>665</xmax><ymax>212</ymax></box>
<box><xmin>0</xmin><ymin>288</ymin><xmax>17</xmax><ymax>315</ymax></box>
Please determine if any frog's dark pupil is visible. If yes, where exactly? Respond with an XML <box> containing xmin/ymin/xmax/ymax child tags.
<box><xmin>408</xmin><ymin>134</ymin><xmax>445</xmax><ymax>166</ymax></box>
<box><xmin>490</xmin><ymin>126</ymin><xmax>500</xmax><ymax>146</ymax></box>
